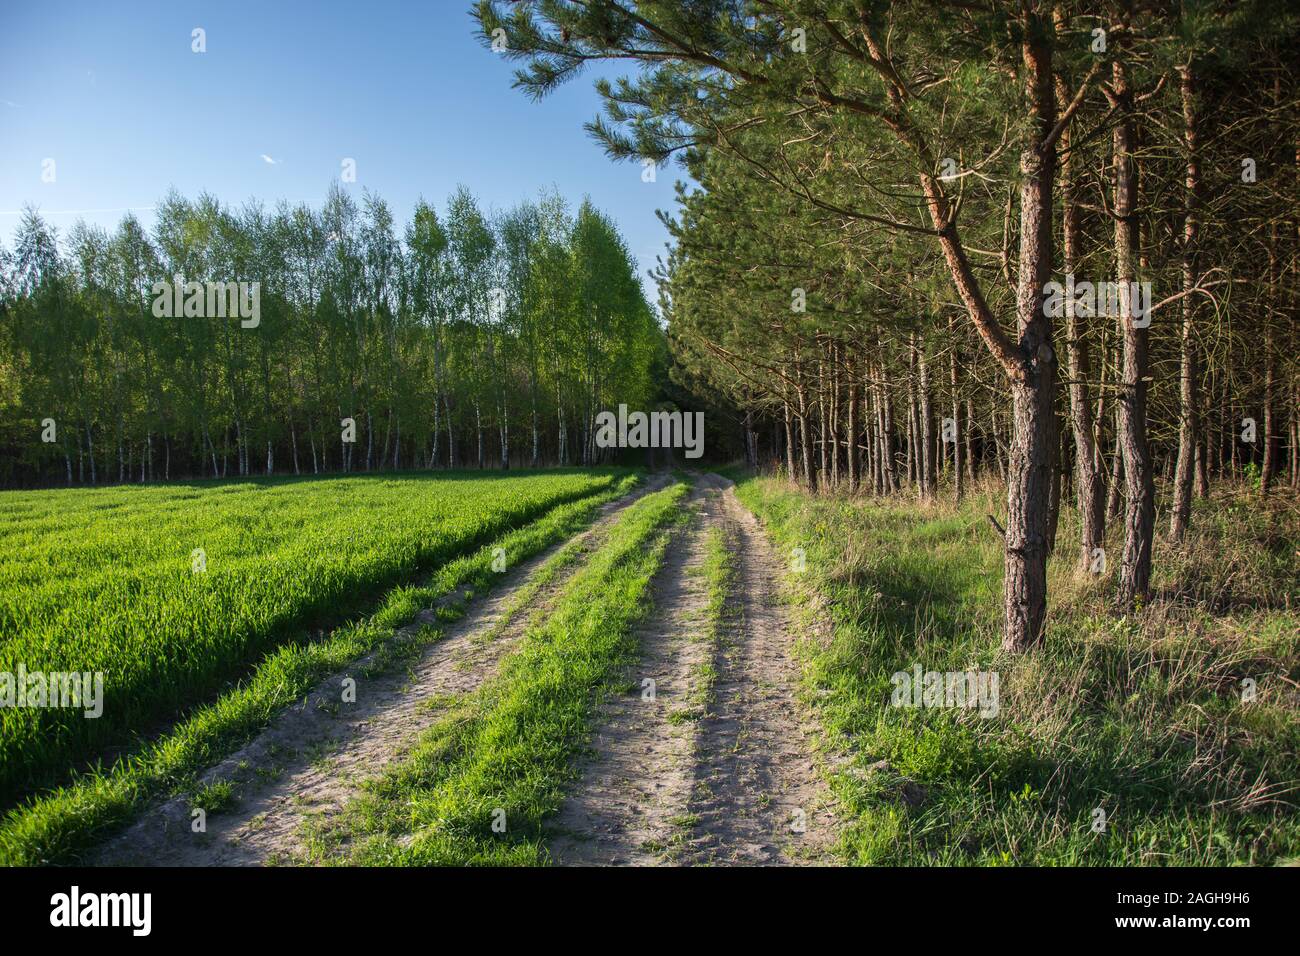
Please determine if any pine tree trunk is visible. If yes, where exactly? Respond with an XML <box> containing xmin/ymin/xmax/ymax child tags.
<box><xmin>1000</xmin><ymin>20</ymin><xmax>1057</xmax><ymax>652</ymax></box>
<box><xmin>784</xmin><ymin>400</ymin><xmax>796</xmax><ymax>483</ymax></box>
<box><xmin>907</xmin><ymin>345</ymin><xmax>921</xmax><ymax>491</ymax></box>
<box><xmin>1113</xmin><ymin>40</ymin><xmax>1155</xmax><ymax>608</ymax></box>
<box><xmin>846</xmin><ymin>378</ymin><xmax>858</xmax><ymax>491</ymax></box>
<box><xmin>1261</xmin><ymin>322</ymin><xmax>1278</xmax><ymax>494</ymax></box>
<box><xmin>1170</xmin><ymin>62</ymin><xmax>1201</xmax><ymax>540</ymax></box>
<box><xmin>965</xmin><ymin>397</ymin><xmax>976</xmax><ymax>483</ymax></box>
<box><xmin>882</xmin><ymin>369</ymin><xmax>898</xmax><ymax>493</ymax></box>
<box><xmin>830</xmin><ymin>351</ymin><xmax>841</xmax><ymax>489</ymax></box>
<box><xmin>949</xmin><ymin>321</ymin><xmax>963</xmax><ymax>502</ymax></box>
<box><xmin>817</xmin><ymin>357</ymin><xmax>828</xmax><ymax>482</ymax></box>
<box><xmin>917</xmin><ymin>337</ymin><xmax>936</xmax><ymax>498</ymax></box>
<box><xmin>796</xmin><ymin>384</ymin><xmax>816</xmax><ymax>490</ymax></box>
<box><xmin>1046</xmin><ymin>411</ymin><xmax>1063</xmax><ymax>555</ymax></box>
<box><xmin>1057</xmin><ymin>62</ymin><xmax>1106</xmax><ymax>570</ymax></box>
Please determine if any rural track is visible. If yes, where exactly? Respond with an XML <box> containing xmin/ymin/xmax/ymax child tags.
<box><xmin>545</xmin><ymin>473</ymin><xmax>836</xmax><ymax>866</ymax></box>
<box><xmin>90</xmin><ymin>474</ymin><xmax>671</xmax><ymax>867</ymax></box>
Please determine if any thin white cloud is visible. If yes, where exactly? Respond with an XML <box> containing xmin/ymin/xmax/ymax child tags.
<box><xmin>260</xmin><ymin>154</ymin><xmax>279</xmax><ymax>165</ymax></box>
<box><xmin>1</xmin><ymin>99</ymin><xmax>21</xmax><ymax>108</ymax></box>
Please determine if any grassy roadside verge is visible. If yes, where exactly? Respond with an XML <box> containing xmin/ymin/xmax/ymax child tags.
<box><xmin>305</xmin><ymin>479</ymin><xmax>691</xmax><ymax>866</ymax></box>
<box><xmin>0</xmin><ymin>475</ymin><xmax>640</xmax><ymax>866</ymax></box>
<box><xmin>733</xmin><ymin>474</ymin><xmax>1299</xmax><ymax>865</ymax></box>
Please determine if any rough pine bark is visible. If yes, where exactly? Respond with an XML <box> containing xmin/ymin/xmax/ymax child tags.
<box><xmin>1000</xmin><ymin>19</ymin><xmax>1058</xmax><ymax>652</ymax></box>
<box><xmin>1112</xmin><ymin>43</ymin><xmax>1155</xmax><ymax>608</ymax></box>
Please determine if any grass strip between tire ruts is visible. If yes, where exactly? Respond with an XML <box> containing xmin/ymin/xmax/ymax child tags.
<box><xmin>305</xmin><ymin>479</ymin><xmax>692</xmax><ymax>866</ymax></box>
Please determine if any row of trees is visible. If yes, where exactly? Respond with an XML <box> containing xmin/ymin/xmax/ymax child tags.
<box><xmin>477</xmin><ymin>0</ymin><xmax>1298</xmax><ymax>651</ymax></box>
<box><xmin>0</xmin><ymin>185</ymin><xmax>662</xmax><ymax>486</ymax></box>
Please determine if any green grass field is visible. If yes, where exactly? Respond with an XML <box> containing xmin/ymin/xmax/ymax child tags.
<box><xmin>0</xmin><ymin>469</ymin><xmax>624</xmax><ymax>808</ymax></box>
<box><xmin>734</xmin><ymin>475</ymin><xmax>1300</xmax><ymax>865</ymax></box>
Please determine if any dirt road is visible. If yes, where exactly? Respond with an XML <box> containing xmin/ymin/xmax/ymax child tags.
<box><xmin>92</xmin><ymin>473</ymin><xmax>836</xmax><ymax>866</ymax></box>
<box><xmin>546</xmin><ymin>474</ymin><xmax>836</xmax><ymax>865</ymax></box>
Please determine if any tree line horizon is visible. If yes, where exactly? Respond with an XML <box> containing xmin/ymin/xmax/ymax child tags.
<box><xmin>0</xmin><ymin>183</ymin><xmax>665</xmax><ymax>488</ymax></box>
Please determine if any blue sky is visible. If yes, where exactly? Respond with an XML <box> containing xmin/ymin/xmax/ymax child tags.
<box><xmin>0</xmin><ymin>0</ymin><xmax>680</xmax><ymax>299</ymax></box>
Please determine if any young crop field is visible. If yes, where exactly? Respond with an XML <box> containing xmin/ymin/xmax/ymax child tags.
<box><xmin>0</xmin><ymin>469</ymin><xmax>623</xmax><ymax>808</ymax></box>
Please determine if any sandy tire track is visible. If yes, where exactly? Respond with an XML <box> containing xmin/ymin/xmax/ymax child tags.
<box><xmin>677</xmin><ymin>481</ymin><xmax>836</xmax><ymax>865</ymax></box>
<box><xmin>91</xmin><ymin>474</ymin><xmax>670</xmax><ymax>867</ymax></box>
<box><xmin>544</xmin><ymin>473</ymin><xmax>836</xmax><ymax>866</ymax></box>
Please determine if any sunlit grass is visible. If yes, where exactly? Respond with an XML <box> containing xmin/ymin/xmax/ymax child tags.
<box><xmin>736</xmin><ymin>475</ymin><xmax>1299</xmax><ymax>866</ymax></box>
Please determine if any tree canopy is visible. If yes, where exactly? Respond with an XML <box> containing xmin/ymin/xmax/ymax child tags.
<box><xmin>0</xmin><ymin>186</ymin><xmax>662</xmax><ymax>485</ymax></box>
